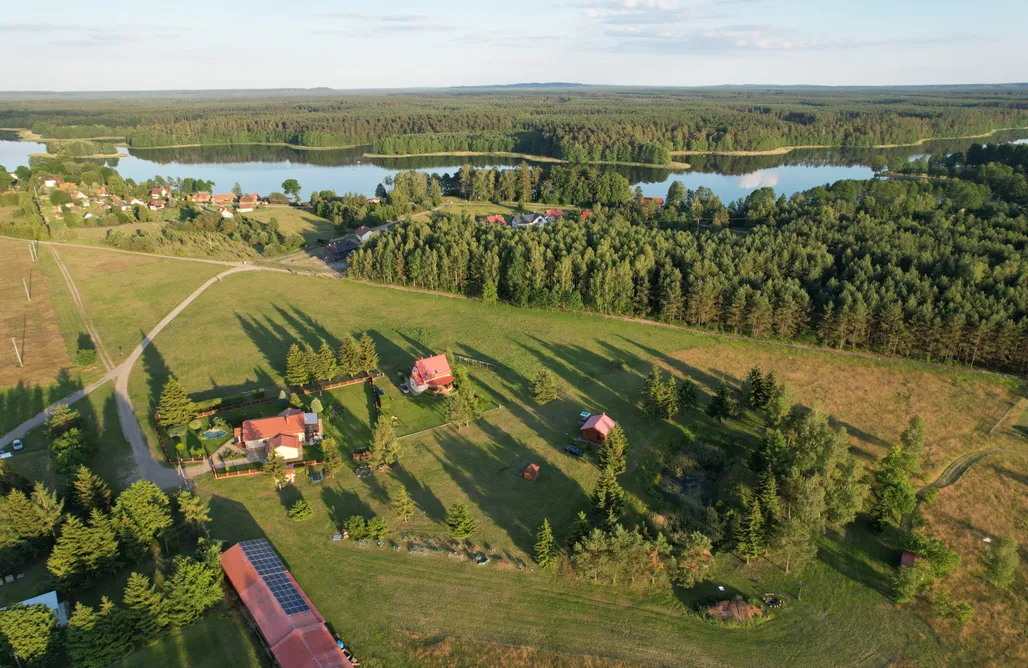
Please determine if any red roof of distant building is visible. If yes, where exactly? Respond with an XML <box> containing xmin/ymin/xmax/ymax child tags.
<box><xmin>545</xmin><ymin>209</ymin><xmax>564</xmax><ymax>218</ymax></box>
<box><xmin>239</xmin><ymin>194</ymin><xmax>258</xmax><ymax>204</ymax></box>
<box><xmin>581</xmin><ymin>210</ymin><xmax>592</xmax><ymax>218</ymax></box>
<box><xmin>221</xmin><ymin>541</ymin><xmax>351</xmax><ymax>668</ymax></box>
<box><xmin>212</xmin><ymin>193</ymin><xmax>235</xmax><ymax>204</ymax></box>
<box><xmin>366</xmin><ymin>196</ymin><xmax>381</xmax><ymax>203</ymax></box>
<box><xmin>241</xmin><ymin>409</ymin><xmax>305</xmax><ymax>442</ymax></box>
<box><xmin>411</xmin><ymin>354</ymin><xmax>454</xmax><ymax>388</ymax></box>
<box><xmin>581</xmin><ymin>413</ymin><xmax>616</xmax><ymax>436</ymax></box>
<box><xmin>641</xmin><ymin>197</ymin><xmax>665</xmax><ymax>205</ymax></box>
<box><xmin>485</xmin><ymin>214</ymin><xmax>507</xmax><ymax>225</ymax></box>
<box><xmin>354</xmin><ymin>225</ymin><xmax>372</xmax><ymax>237</ymax></box>
<box><xmin>900</xmin><ymin>551</ymin><xmax>918</xmax><ymax>567</ymax></box>
<box><xmin>190</xmin><ymin>192</ymin><xmax>211</xmax><ymax>202</ymax></box>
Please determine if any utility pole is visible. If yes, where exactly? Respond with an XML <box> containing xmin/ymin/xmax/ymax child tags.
<box><xmin>22</xmin><ymin>277</ymin><xmax>30</xmax><ymax>301</ymax></box>
<box><xmin>11</xmin><ymin>338</ymin><xmax>22</xmax><ymax>367</ymax></box>
<box><xmin>27</xmin><ymin>244</ymin><xmax>35</xmax><ymax>263</ymax></box>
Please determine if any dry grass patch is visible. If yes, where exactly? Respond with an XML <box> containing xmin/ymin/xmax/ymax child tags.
<box><xmin>0</xmin><ymin>238</ymin><xmax>74</xmax><ymax>387</ymax></box>
<box><xmin>49</xmin><ymin>242</ymin><xmax>158</xmax><ymax>275</ymax></box>
<box><xmin>672</xmin><ymin>341</ymin><xmax>1020</xmax><ymax>479</ymax></box>
<box><xmin>920</xmin><ymin>452</ymin><xmax>1028</xmax><ymax>665</ymax></box>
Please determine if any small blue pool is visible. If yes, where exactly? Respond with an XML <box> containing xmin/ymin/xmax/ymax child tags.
<box><xmin>202</xmin><ymin>429</ymin><xmax>226</xmax><ymax>440</ymax></box>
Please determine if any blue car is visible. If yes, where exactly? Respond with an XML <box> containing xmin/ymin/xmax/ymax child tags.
<box><xmin>565</xmin><ymin>444</ymin><xmax>585</xmax><ymax>458</ymax></box>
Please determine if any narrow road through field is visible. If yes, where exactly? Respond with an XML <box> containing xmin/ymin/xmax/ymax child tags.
<box><xmin>47</xmin><ymin>246</ymin><xmax>115</xmax><ymax>371</ymax></box>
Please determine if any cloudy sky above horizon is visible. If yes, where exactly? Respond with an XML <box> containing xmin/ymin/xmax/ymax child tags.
<box><xmin>2</xmin><ymin>0</ymin><xmax>1025</xmax><ymax>91</ymax></box>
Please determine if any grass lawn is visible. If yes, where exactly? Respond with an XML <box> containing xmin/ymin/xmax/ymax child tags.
<box><xmin>116</xmin><ymin>605</ymin><xmax>266</xmax><ymax>668</ymax></box>
<box><xmin>246</xmin><ymin>206</ymin><xmax>336</xmax><ymax>244</ymax></box>
<box><xmin>55</xmin><ymin>244</ymin><xmax>225</xmax><ymax>358</ymax></box>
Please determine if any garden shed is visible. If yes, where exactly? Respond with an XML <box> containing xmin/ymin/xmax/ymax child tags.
<box><xmin>522</xmin><ymin>463</ymin><xmax>540</xmax><ymax>481</ymax></box>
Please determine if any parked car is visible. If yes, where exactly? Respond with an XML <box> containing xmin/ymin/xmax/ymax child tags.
<box><xmin>565</xmin><ymin>444</ymin><xmax>584</xmax><ymax>458</ymax></box>
<box><xmin>400</xmin><ymin>383</ymin><xmax>410</xmax><ymax>394</ymax></box>
<box><xmin>12</xmin><ymin>440</ymin><xmax>23</xmax><ymax>451</ymax></box>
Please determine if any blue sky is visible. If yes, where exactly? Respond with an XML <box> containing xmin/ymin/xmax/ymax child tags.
<box><xmin>1</xmin><ymin>0</ymin><xmax>1025</xmax><ymax>90</ymax></box>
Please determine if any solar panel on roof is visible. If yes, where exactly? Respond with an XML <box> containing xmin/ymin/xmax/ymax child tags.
<box><xmin>264</xmin><ymin>572</ymin><xmax>310</xmax><ymax>615</ymax></box>
<box><xmin>240</xmin><ymin>539</ymin><xmax>286</xmax><ymax>576</ymax></box>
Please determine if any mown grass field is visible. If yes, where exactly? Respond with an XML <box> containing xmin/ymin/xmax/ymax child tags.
<box><xmin>54</xmin><ymin>245</ymin><xmax>225</xmax><ymax>357</ymax></box>
<box><xmin>245</xmin><ymin>206</ymin><xmax>336</xmax><ymax>244</ymax></box>
<box><xmin>125</xmin><ymin>270</ymin><xmax>1025</xmax><ymax>665</ymax></box>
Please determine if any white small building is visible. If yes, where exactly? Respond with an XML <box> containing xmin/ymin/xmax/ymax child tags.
<box><xmin>7</xmin><ymin>591</ymin><xmax>69</xmax><ymax>626</ymax></box>
<box><xmin>510</xmin><ymin>214</ymin><xmax>548</xmax><ymax>228</ymax></box>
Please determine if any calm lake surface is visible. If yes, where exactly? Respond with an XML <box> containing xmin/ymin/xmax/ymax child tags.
<box><xmin>3</xmin><ymin>129</ymin><xmax>1026</xmax><ymax>203</ymax></box>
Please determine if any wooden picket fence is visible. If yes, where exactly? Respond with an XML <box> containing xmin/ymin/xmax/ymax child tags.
<box><xmin>211</xmin><ymin>458</ymin><xmax>324</xmax><ymax>480</ymax></box>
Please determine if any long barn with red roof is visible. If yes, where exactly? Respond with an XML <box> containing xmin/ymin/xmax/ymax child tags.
<box><xmin>221</xmin><ymin>539</ymin><xmax>353</xmax><ymax>667</ymax></box>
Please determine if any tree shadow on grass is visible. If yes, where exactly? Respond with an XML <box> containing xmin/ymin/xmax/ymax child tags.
<box><xmin>205</xmin><ymin>493</ymin><xmax>270</xmax><ymax>546</ymax></box>
<box><xmin>817</xmin><ymin>518</ymin><xmax>898</xmax><ymax>597</ymax></box>
<box><xmin>320</xmin><ymin>484</ymin><xmax>373</xmax><ymax>531</ymax></box>
<box><xmin>431</xmin><ymin>424</ymin><xmax>591</xmax><ymax>554</ymax></box>
<box><xmin>988</xmin><ymin>461</ymin><xmax>1028</xmax><ymax>487</ymax></box>
<box><xmin>391</xmin><ymin>465</ymin><xmax>447</xmax><ymax>524</ymax></box>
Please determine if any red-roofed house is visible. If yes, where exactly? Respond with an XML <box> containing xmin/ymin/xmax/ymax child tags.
<box><xmin>233</xmin><ymin>408</ymin><xmax>322</xmax><ymax>461</ymax></box>
<box><xmin>366</xmin><ymin>196</ymin><xmax>381</xmax><ymax>204</ymax></box>
<box><xmin>581</xmin><ymin>413</ymin><xmax>616</xmax><ymax>444</ymax></box>
<box><xmin>484</xmin><ymin>214</ymin><xmax>507</xmax><ymax>225</ymax></box>
<box><xmin>408</xmin><ymin>354</ymin><xmax>454</xmax><ymax>396</ymax></box>
<box><xmin>212</xmin><ymin>193</ymin><xmax>235</xmax><ymax>205</ymax></box>
<box><xmin>221</xmin><ymin>540</ymin><xmax>353</xmax><ymax>668</ymax></box>
<box><xmin>545</xmin><ymin>209</ymin><xmax>565</xmax><ymax>221</ymax></box>
<box><xmin>581</xmin><ymin>210</ymin><xmax>592</xmax><ymax>219</ymax></box>
<box><xmin>640</xmin><ymin>196</ymin><xmax>665</xmax><ymax>207</ymax></box>
<box><xmin>190</xmin><ymin>192</ymin><xmax>212</xmax><ymax>203</ymax></box>
<box><xmin>150</xmin><ymin>187</ymin><xmax>170</xmax><ymax>199</ymax></box>
<box><xmin>238</xmin><ymin>194</ymin><xmax>259</xmax><ymax>212</ymax></box>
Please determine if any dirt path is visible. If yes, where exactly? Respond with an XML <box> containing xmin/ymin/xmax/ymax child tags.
<box><xmin>927</xmin><ymin>446</ymin><xmax>1025</xmax><ymax>490</ymax></box>
<box><xmin>47</xmin><ymin>246</ymin><xmax>115</xmax><ymax>371</ymax></box>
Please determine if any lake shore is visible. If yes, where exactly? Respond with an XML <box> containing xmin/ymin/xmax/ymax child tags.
<box><xmin>670</xmin><ymin>126</ymin><xmax>1028</xmax><ymax>157</ymax></box>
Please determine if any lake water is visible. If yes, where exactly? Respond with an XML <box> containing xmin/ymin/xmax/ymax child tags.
<box><xmin>3</xmin><ymin>129</ymin><xmax>1026</xmax><ymax>204</ymax></box>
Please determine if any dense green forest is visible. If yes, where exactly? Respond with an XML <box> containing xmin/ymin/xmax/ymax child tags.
<box><xmin>3</xmin><ymin>86</ymin><xmax>1027</xmax><ymax>164</ymax></box>
<box><xmin>349</xmin><ymin>144</ymin><xmax>1028</xmax><ymax>373</ymax></box>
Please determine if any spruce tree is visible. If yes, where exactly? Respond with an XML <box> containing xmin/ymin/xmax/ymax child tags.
<box><xmin>317</xmin><ymin>341</ymin><xmax>338</xmax><ymax>381</ymax></box>
<box><xmin>30</xmin><ymin>482</ymin><xmax>63</xmax><ymax>537</ymax></box>
<box><xmin>370</xmin><ymin>414</ymin><xmax>400</xmax><ymax>468</ymax></box>
<box><xmin>757</xmin><ymin>471</ymin><xmax>782</xmax><ymax>545</ymax></box>
<box><xmin>598</xmin><ymin>423</ymin><xmax>628</xmax><ymax>476</ymax></box>
<box><xmin>643</xmin><ymin>364</ymin><xmax>665</xmax><ymax>417</ymax></box>
<box><xmin>114</xmin><ymin>481</ymin><xmax>172</xmax><ymax>550</ymax></box>
<box><xmin>706</xmin><ymin>382</ymin><xmax>738</xmax><ymax>422</ymax></box>
<box><xmin>358</xmin><ymin>332</ymin><xmax>379</xmax><ymax>376</ymax></box>
<box><xmin>165</xmin><ymin>555</ymin><xmax>223</xmax><ymax>628</ymax></box>
<box><xmin>320</xmin><ymin>437</ymin><xmax>342</xmax><ymax>476</ymax></box>
<box><xmin>392</xmin><ymin>487</ymin><xmax>415</xmax><ymax>522</ymax></box>
<box><xmin>446</xmin><ymin>501</ymin><xmax>476</xmax><ymax>541</ymax></box>
<box><xmin>123</xmin><ymin>572</ymin><xmax>168</xmax><ymax>642</ymax></box>
<box><xmin>567</xmin><ymin>510</ymin><xmax>591</xmax><ymax>549</ymax></box>
<box><xmin>73</xmin><ymin>465</ymin><xmax>111</xmax><ymax>514</ymax></box>
<box><xmin>532</xmin><ymin>369</ymin><xmax>558</xmax><ymax>403</ymax></box>
<box><xmin>591</xmin><ymin>465</ymin><xmax>625</xmax><ymax>523</ymax></box>
<box><xmin>263</xmin><ymin>451</ymin><xmax>288</xmax><ymax>489</ymax></box>
<box><xmin>533</xmin><ymin>519</ymin><xmax>557</xmax><ymax>569</ymax></box>
<box><xmin>67</xmin><ymin>602</ymin><xmax>99</xmax><ymax>667</ymax></box>
<box><xmin>301</xmin><ymin>344</ymin><xmax>319</xmax><ymax>383</ymax></box>
<box><xmin>0</xmin><ymin>604</ymin><xmax>58</xmax><ymax>666</ymax></box>
<box><xmin>738</xmin><ymin>499</ymin><xmax>765</xmax><ymax>565</ymax></box>
<box><xmin>661</xmin><ymin>376</ymin><xmax>680</xmax><ymax>418</ymax></box>
<box><xmin>158</xmin><ymin>378</ymin><xmax>194</xmax><ymax>427</ymax></box>
<box><xmin>746</xmin><ymin>365</ymin><xmax>769</xmax><ymax>409</ymax></box>
<box><xmin>175</xmin><ymin>490</ymin><xmax>211</xmax><ymax>534</ymax></box>
<box><xmin>339</xmin><ymin>335</ymin><xmax>363</xmax><ymax>377</ymax></box>
<box><xmin>285</xmin><ymin>343</ymin><xmax>308</xmax><ymax>386</ymax></box>
<box><xmin>678</xmin><ymin>379</ymin><xmax>698</xmax><ymax>409</ymax></box>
